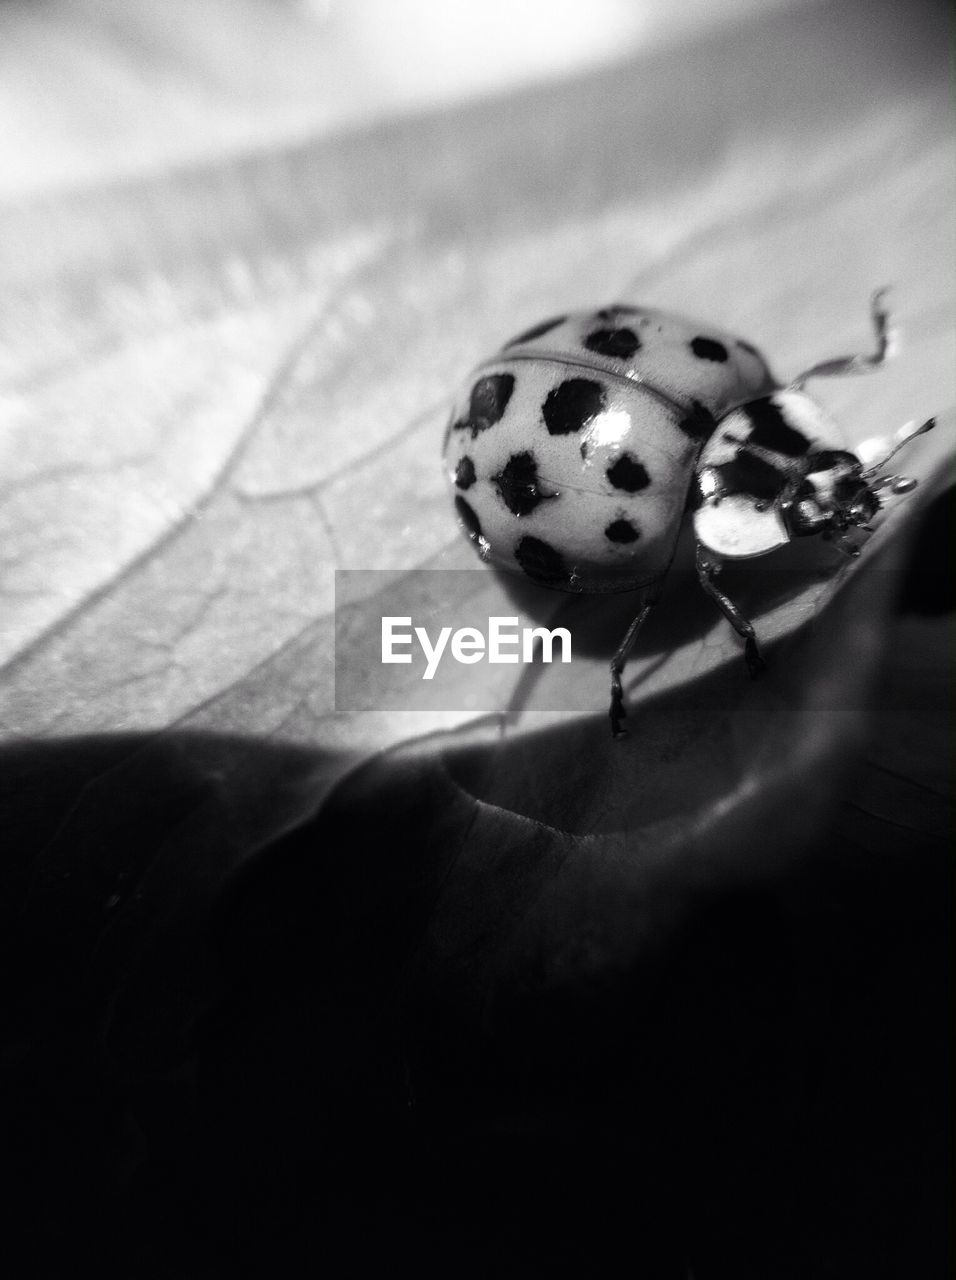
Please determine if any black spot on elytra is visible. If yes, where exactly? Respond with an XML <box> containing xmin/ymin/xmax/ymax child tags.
<box><xmin>454</xmin><ymin>495</ymin><xmax>483</xmax><ymax>543</ymax></box>
<box><xmin>454</xmin><ymin>373</ymin><xmax>515</xmax><ymax>438</ymax></box>
<box><xmin>690</xmin><ymin>336</ymin><xmax>729</xmax><ymax>363</ymax></box>
<box><xmin>715</xmin><ymin>449</ymin><xmax>788</xmax><ymax>502</ymax></box>
<box><xmin>505</xmin><ymin>316</ymin><xmax>566</xmax><ymax>347</ymax></box>
<box><xmin>454</xmin><ymin>456</ymin><xmax>476</xmax><ymax>489</ymax></box>
<box><xmin>514</xmin><ymin>535</ymin><xmax>571</xmax><ymax>587</ymax></box>
<box><xmin>583</xmin><ymin>327</ymin><xmax>641</xmax><ymax>360</ymax></box>
<box><xmin>678</xmin><ymin>399</ymin><xmax>718</xmax><ymax>441</ymax></box>
<box><xmin>744</xmin><ymin>398</ymin><xmax>812</xmax><ymax>456</ymax></box>
<box><xmin>606</xmin><ymin>452</ymin><xmax>650</xmax><ymax>493</ymax></box>
<box><xmin>492</xmin><ymin>451</ymin><xmax>555</xmax><ymax>516</ymax></box>
<box><xmin>542</xmin><ymin>378</ymin><xmax>606</xmax><ymax>436</ymax></box>
<box><xmin>605</xmin><ymin>518</ymin><xmax>640</xmax><ymax>543</ymax></box>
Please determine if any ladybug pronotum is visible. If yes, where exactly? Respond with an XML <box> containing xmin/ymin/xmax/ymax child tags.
<box><xmin>443</xmin><ymin>292</ymin><xmax>934</xmax><ymax>736</ymax></box>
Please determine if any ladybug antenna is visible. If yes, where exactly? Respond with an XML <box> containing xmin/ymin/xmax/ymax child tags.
<box><xmin>790</xmin><ymin>288</ymin><xmax>894</xmax><ymax>390</ymax></box>
<box><xmin>858</xmin><ymin>416</ymin><xmax>935</xmax><ymax>479</ymax></box>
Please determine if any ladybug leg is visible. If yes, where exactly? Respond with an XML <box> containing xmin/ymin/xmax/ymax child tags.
<box><xmin>790</xmin><ymin>288</ymin><xmax>893</xmax><ymax>390</ymax></box>
<box><xmin>695</xmin><ymin>545</ymin><xmax>766</xmax><ymax>677</ymax></box>
<box><xmin>609</xmin><ymin>603</ymin><xmax>655</xmax><ymax>738</ymax></box>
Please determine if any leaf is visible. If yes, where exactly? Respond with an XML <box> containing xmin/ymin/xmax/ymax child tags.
<box><xmin>0</xmin><ymin>0</ymin><xmax>953</xmax><ymax>789</ymax></box>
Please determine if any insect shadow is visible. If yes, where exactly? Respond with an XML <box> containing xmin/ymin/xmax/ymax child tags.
<box><xmin>492</xmin><ymin>519</ymin><xmax>849</xmax><ymax>724</ymax></box>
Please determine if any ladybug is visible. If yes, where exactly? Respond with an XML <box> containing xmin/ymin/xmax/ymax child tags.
<box><xmin>443</xmin><ymin>292</ymin><xmax>934</xmax><ymax>736</ymax></box>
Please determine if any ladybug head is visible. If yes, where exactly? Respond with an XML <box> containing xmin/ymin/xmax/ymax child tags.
<box><xmin>839</xmin><ymin>480</ymin><xmax>882</xmax><ymax>528</ymax></box>
<box><xmin>785</xmin><ymin>449</ymin><xmax>880</xmax><ymax>538</ymax></box>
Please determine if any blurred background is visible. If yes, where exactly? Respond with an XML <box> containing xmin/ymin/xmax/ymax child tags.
<box><xmin>1</xmin><ymin>0</ymin><xmax>819</xmax><ymax>200</ymax></box>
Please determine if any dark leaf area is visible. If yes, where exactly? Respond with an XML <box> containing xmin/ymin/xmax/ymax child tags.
<box><xmin>1</xmin><ymin>477</ymin><xmax>951</xmax><ymax>1278</ymax></box>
